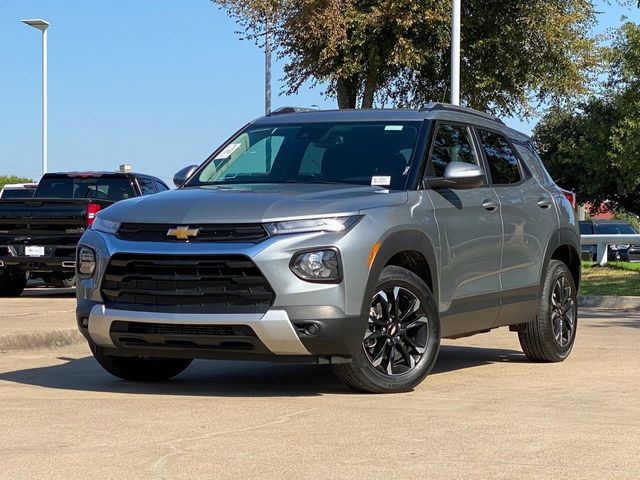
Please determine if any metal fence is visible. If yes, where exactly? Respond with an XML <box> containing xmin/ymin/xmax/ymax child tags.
<box><xmin>580</xmin><ymin>234</ymin><xmax>640</xmax><ymax>266</ymax></box>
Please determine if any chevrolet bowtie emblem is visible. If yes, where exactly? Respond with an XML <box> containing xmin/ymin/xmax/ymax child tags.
<box><xmin>166</xmin><ymin>226</ymin><xmax>201</xmax><ymax>240</ymax></box>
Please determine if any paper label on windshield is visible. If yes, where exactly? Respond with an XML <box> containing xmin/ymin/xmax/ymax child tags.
<box><xmin>215</xmin><ymin>143</ymin><xmax>242</xmax><ymax>159</ymax></box>
<box><xmin>371</xmin><ymin>176</ymin><xmax>391</xmax><ymax>186</ymax></box>
<box><xmin>385</xmin><ymin>125</ymin><xmax>404</xmax><ymax>131</ymax></box>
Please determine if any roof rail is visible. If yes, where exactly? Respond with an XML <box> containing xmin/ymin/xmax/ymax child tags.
<box><xmin>267</xmin><ymin>106</ymin><xmax>319</xmax><ymax>116</ymax></box>
<box><xmin>419</xmin><ymin>102</ymin><xmax>504</xmax><ymax>125</ymax></box>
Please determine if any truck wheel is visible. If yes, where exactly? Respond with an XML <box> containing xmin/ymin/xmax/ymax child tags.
<box><xmin>0</xmin><ymin>269</ymin><xmax>27</xmax><ymax>297</ymax></box>
<box><xmin>332</xmin><ymin>266</ymin><xmax>440</xmax><ymax>393</ymax></box>
<box><xmin>518</xmin><ymin>260</ymin><xmax>578</xmax><ymax>362</ymax></box>
<box><xmin>90</xmin><ymin>344</ymin><xmax>193</xmax><ymax>381</ymax></box>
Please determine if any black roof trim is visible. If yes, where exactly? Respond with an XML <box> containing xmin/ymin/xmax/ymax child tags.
<box><xmin>419</xmin><ymin>102</ymin><xmax>505</xmax><ymax>125</ymax></box>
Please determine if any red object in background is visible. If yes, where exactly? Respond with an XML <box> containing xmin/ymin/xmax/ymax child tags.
<box><xmin>86</xmin><ymin>203</ymin><xmax>101</xmax><ymax>227</ymax></box>
<box><xmin>560</xmin><ymin>189</ymin><xmax>577</xmax><ymax>210</ymax></box>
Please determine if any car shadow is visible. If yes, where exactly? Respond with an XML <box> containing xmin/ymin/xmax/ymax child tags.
<box><xmin>0</xmin><ymin>345</ymin><xmax>526</xmax><ymax>397</ymax></box>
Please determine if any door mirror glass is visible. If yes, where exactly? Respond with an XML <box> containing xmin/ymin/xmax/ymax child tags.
<box><xmin>173</xmin><ymin>165</ymin><xmax>199</xmax><ymax>188</ymax></box>
<box><xmin>435</xmin><ymin>161</ymin><xmax>485</xmax><ymax>189</ymax></box>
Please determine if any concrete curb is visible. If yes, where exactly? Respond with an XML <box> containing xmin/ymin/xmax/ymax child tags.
<box><xmin>578</xmin><ymin>295</ymin><xmax>640</xmax><ymax>310</ymax></box>
<box><xmin>0</xmin><ymin>328</ymin><xmax>84</xmax><ymax>354</ymax></box>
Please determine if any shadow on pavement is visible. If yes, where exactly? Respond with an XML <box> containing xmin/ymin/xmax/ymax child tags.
<box><xmin>582</xmin><ymin>309</ymin><xmax>640</xmax><ymax>329</ymax></box>
<box><xmin>0</xmin><ymin>345</ymin><xmax>525</xmax><ymax>397</ymax></box>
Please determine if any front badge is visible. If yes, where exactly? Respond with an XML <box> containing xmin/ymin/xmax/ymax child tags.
<box><xmin>166</xmin><ymin>226</ymin><xmax>200</xmax><ymax>240</ymax></box>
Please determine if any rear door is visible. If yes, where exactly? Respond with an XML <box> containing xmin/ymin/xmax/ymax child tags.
<box><xmin>425</xmin><ymin>122</ymin><xmax>503</xmax><ymax>337</ymax></box>
<box><xmin>476</xmin><ymin>129</ymin><xmax>557</xmax><ymax>326</ymax></box>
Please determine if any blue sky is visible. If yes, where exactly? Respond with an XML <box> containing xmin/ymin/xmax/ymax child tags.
<box><xmin>0</xmin><ymin>1</ymin><xmax>638</xmax><ymax>185</ymax></box>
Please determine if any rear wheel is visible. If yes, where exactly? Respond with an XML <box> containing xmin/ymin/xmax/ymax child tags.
<box><xmin>518</xmin><ymin>260</ymin><xmax>578</xmax><ymax>362</ymax></box>
<box><xmin>90</xmin><ymin>344</ymin><xmax>193</xmax><ymax>381</ymax></box>
<box><xmin>0</xmin><ymin>268</ymin><xmax>27</xmax><ymax>297</ymax></box>
<box><xmin>332</xmin><ymin>266</ymin><xmax>440</xmax><ymax>393</ymax></box>
<box><xmin>42</xmin><ymin>274</ymin><xmax>76</xmax><ymax>288</ymax></box>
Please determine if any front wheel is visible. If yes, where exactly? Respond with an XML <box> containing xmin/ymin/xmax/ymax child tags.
<box><xmin>90</xmin><ymin>343</ymin><xmax>193</xmax><ymax>381</ymax></box>
<box><xmin>332</xmin><ymin>266</ymin><xmax>440</xmax><ymax>393</ymax></box>
<box><xmin>518</xmin><ymin>260</ymin><xmax>578</xmax><ymax>362</ymax></box>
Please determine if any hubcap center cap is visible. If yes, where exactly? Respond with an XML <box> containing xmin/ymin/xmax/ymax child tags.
<box><xmin>388</xmin><ymin>323</ymin><xmax>399</xmax><ymax>336</ymax></box>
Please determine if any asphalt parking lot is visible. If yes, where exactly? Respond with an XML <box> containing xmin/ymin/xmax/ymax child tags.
<box><xmin>1</xmin><ymin>289</ymin><xmax>639</xmax><ymax>479</ymax></box>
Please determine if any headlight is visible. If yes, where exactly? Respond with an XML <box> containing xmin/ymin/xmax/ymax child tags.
<box><xmin>610</xmin><ymin>245</ymin><xmax>630</xmax><ymax>251</ymax></box>
<box><xmin>264</xmin><ymin>216</ymin><xmax>360</xmax><ymax>236</ymax></box>
<box><xmin>92</xmin><ymin>216</ymin><xmax>120</xmax><ymax>235</ymax></box>
<box><xmin>77</xmin><ymin>246</ymin><xmax>96</xmax><ymax>276</ymax></box>
<box><xmin>291</xmin><ymin>249</ymin><xmax>341</xmax><ymax>282</ymax></box>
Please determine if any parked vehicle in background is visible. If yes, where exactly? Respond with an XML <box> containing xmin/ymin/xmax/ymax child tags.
<box><xmin>579</xmin><ymin>220</ymin><xmax>639</xmax><ymax>261</ymax></box>
<box><xmin>0</xmin><ymin>171</ymin><xmax>168</xmax><ymax>296</ymax></box>
<box><xmin>0</xmin><ymin>183</ymin><xmax>38</xmax><ymax>199</ymax></box>
<box><xmin>76</xmin><ymin>104</ymin><xmax>580</xmax><ymax>393</ymax></box>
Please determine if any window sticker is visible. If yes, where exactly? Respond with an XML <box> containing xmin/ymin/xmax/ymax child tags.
<box><xmin>371</xmin><ymin>176</ymin><xmax>391</xmax><ymax>186</ymax></box>
<box><xmin>384</xmin><ymin>125</ymin><xmax>404</xmax><ymax>131</ymax></box>
<box><xmin>214</xmin><ymin>143</ymin><xmax>242</xmax><ymax>159</ymax></box>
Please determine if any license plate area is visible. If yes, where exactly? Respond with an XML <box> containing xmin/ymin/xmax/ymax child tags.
<box><xmin>25</xmin><ymin>246</ymin><xmax>45</xmax><ymax>257</ymax></box>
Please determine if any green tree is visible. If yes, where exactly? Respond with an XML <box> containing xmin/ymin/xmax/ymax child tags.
<box><xmin>212</xmin><ymin>0</ymin><xmax>599</xmax><ymax>116</ymax></box>
<box><xmin>534</xmin><ymin>22</ymin><xmax>640</xmax><ymax>215</ymax></box>
<box><xmin>0</xmin><ymin>176</ymin><xmax>34</xmax><ymax>192</ymax></box>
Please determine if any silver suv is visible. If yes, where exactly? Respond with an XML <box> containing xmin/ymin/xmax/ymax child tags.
<box><xmin>76</xmin><ymin>104</ymin><xmax>580</xmax><ymax>393</ymax></box>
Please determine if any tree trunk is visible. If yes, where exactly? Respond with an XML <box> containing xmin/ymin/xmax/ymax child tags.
<box><xmin>361</xmin><ymin>69</ymin><xmax>377</xmax><ymax>109</ymax></box>
<box><xmin>336</xmin><ymin>79</ymin><xmax>358</xmax><ymax>109</ymax></box>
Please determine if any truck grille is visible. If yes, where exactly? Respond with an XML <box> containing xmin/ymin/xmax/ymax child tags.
<box><xmin>117</xmin><ymin>223</ymin><xmax>268</xmax><ymax>243</ymax></box>
<box><xmin>101</xmin><ymin>254</ymin><xmax>275</xmax><ymax>313</ymax></box>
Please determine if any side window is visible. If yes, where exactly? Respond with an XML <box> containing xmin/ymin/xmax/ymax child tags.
<box><xmin>137</xmin><ymin>177</ymin><xmax>156</xmax><ymax>196</ymax></box>
<box><xmin>154</xmin><ymin>181</ymin><xmax>169</xmax><ymax>192</ymax></box>
<box><xmin>478</xmin><ymin>130</ymin><xmax>522</xmax><ymax>185</ymax></box>
<box><xmin>428</xmin><ymin>124</ymin><xmax>478</xmax><ymax>177</ymax></box>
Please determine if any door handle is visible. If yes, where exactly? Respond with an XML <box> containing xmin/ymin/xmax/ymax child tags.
<box><xmin>482</xmin><ymin>200</ymin><xmax>499</xmax><ymax>212</ymax></box>
<box><xmin>537</xmin><ymin>198</ymin><xmax>553</xmax><ymax>209</ymax></box>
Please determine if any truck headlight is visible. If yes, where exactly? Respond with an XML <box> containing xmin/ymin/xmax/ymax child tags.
<box><xmin>77</xmin><ymin>246</ymin><xmax>96</xmax><ymax>276</ymax></box>
<box><xmin>92</xmin><ymin>216</ymin><xmax>120</xmax><ymax>235</ymax></box>
<box><xmin>291</xmin><ymin>249</ymin><xmax>341</xmax><ymax>282</ymax></box>
<box><xmin>264</xmin><ymin>216</ymin><xmax>360</xmax><ymax>236</ymax></box>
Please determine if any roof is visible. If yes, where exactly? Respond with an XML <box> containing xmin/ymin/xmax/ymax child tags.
<box><xmin>251</xmin><ymin>103</ymin><xmax>530</xmax><ymax>142</ymax></box>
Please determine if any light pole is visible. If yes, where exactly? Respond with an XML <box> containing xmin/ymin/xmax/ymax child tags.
<box><xmin>265</xmin><ymin>21</ymin><xmax>272</xmax><ymax>115</ymax></box>
<box><xmin>22</xmin><ymin>19</ymin><xmax>49</xmax><ymax>176</ymax></box>
<box><xmin>450</xmin><ymin>0</ymin><xmax>461</xmax><ymax>106</ymax></box>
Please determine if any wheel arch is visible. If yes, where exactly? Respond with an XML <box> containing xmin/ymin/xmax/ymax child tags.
<box><xmin>541</xmin><ymin>227</ymin><xmax>581</xmax><ymax>292</ymax></box>
<box><xmin>362</xmin><ymin>230</ymin><xmax>439</xmax><ymax>315</ymax></box>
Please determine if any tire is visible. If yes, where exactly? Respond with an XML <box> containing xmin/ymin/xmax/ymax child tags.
<box><xmin>90</xmin><ymin>343</ymin><xmax>193</xmax><ymax>381</ymax></box>
<box><xmin>518</xmin><ymin>260</ymin><xmax>578</xmax><ymax>362</ymax></box>
<box><xmin>332</xmin><ymin>266</ymin><xmax>440</xmax><ymax>393</ymax></box>
<box><xmin>0</xmin><ymin>269</ymin><xmax>27</xmax><ymax>297</ymax></box>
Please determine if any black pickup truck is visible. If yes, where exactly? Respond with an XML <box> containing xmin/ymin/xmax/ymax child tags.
<box><xmin>0</xmin><ymin>171</ymin><xmax>169</xmax><ymax>296</ymax></box>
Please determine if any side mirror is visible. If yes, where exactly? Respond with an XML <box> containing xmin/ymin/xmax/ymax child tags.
<box><xmin>428</xmin><ymin>161</ymin><xmax>485</xmax><ymax>189</ymax></box>
<box><xmin>173</xmin><ymin>165</ymin><xmax>199</xmax><ymax>188</ymax></box>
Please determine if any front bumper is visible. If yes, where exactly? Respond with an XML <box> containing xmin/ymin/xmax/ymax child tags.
<box><xmin>77</xmin><ymin>301</ymin><xmax>366</xmax><ymax>362</ymax></box>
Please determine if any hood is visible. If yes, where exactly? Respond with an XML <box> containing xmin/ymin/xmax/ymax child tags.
<box><xmin>100</xmin><ymin>183</ymin><xmax>408</xmax><ymax>224</ymax></box>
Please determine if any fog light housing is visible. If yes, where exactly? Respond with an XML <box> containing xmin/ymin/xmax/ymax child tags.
<box><xmin>290</xmin><ymin>249</ymin><xmax>341</xmax><ymax>282</ymax></box>
<box><xmin>77</xmin><ymin>246</ymin><xmax>96</xmax><ymax>276</ymax></box>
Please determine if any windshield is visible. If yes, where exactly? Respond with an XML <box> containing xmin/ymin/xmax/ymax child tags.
<box><xmin>36</xmin><ymin>177</ymin><xmax>135</xmax><ymax>201</ymax></box>
<box><xmin>594</xmin><ymin>223</ymin><xmax>637</xmax><ymax>235</ymax></box>
<box><xmin>188</xmin><ymin>121</ymin><xmax>421</xmax><ymax>190</ymax></box>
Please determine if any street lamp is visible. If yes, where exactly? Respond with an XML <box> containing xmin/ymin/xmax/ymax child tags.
<box><xmin>451</xmin><ymin>0</ymin><xmax>461</xmax><ymax>105</ymax></box>
<box><xmin>22</xmin><ymin>18</ymin><xmax>49</xmax><ymax>176</ymax></box>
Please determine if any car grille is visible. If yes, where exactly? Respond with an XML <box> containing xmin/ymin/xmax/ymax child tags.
<box><xmin>101</xmin><ymin>254</ymin><xmax>275</xmax><ymax>313</ymax></box>
<box><xmin>110</xmin><ymin>321</ymin><xmax>255</xmax><ymax>337</ymax></box>
<box><xmin>117</xmin><ymin>223</ymin><xmax>269</xmax><ymax>243</ymax></box>
<box><xmin>629</xmin><ymin>252</ymin><xmax>640</xmax><ymax>261</ymax></box>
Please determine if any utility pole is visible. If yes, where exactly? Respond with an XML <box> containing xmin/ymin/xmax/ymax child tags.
<box><xmin>450</xmin><ymin>0</ymin><xmax>461</xmax><ymax>105</ymax></box>
<box><xmin>265</xmin><ymin>20</ymin><xmax>272</xmax><ymax>115</ymax></box>
<box><xmin>22</xmin><ymin>19</ymin><xmax>50</xmax><ymax>175</ymax></box>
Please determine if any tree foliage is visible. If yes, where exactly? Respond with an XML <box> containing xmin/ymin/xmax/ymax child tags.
<box><xmin>0</xmin><ymin>176</ymin><xmax>34</xmax><ymax>192</ymax></box>
<box><xmin>212</xmin><ymin>0</ymin><xmax>599</xmax><ymax>115</ymax></box>
<box><xmin>534</xmin><ymin>22</ymin><xmax>640</xmax><ymax>215</ymax></box>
